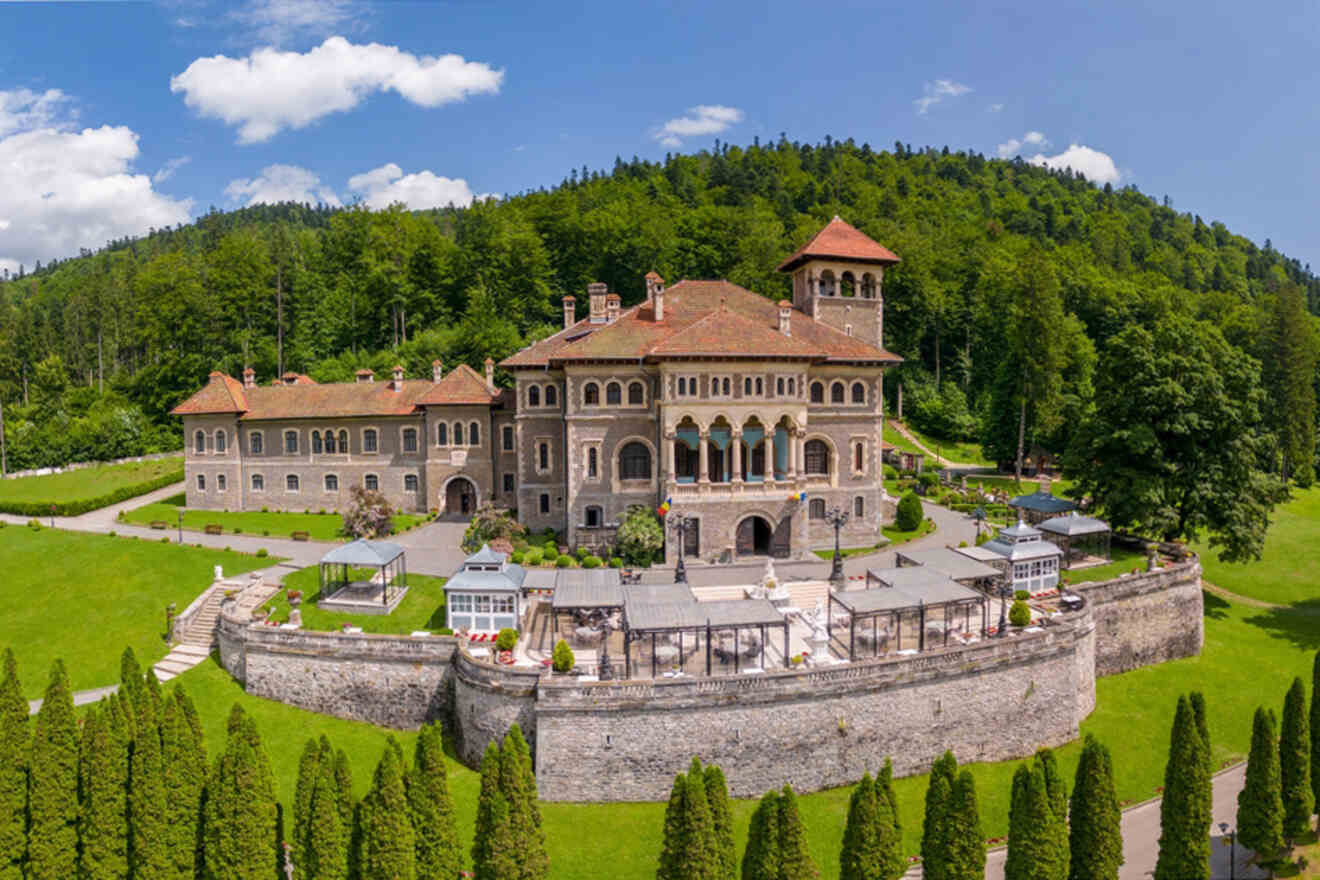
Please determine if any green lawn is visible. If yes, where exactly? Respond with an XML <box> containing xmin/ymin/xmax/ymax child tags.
<box><xmin>0</xmin><ymin>456</ymin><xmax>182</xmax><ymax>515</ymax></box>
<box><xmin>1060</xmin><ymin>547</ymin><xmax>1148</xmax><ymax>586</ymax></box>
<box><xmin>966</xmin><ymin>473</ymin><xmax>1078</xmax><ymax>499</ymax></box>
<box><xmin>901</xmin><ymin>423</ymin><xmax>995</xmax><ymax>468</ymax></box>
<box><xmin>882</xmin><ymin>423</ymin><xmax>922</xmax><ymax>456</ymax></box>
<box><xmin>812</xmin><ymin>543</ymin><xmax>888</xmax><ymax>562</ymax></box>
<box><xmin>1196</xmin><ymin>485</ymin><xmax>1320</xmax><ymax>605</ymax></box>
<box><xmin>276</xmin><ymin>565</ymin><xmax>449</xmax><ymax>633</ymax></box>
<box><xmin>881</xmin><ymin>518</ymin><xmax>937</xmax><ymax>546</ymax></box>
<box><xmin>1</xmin><ymin>525</ymin><xmax>268</xmax><ymax>698</ymax></box>
<box><xmin>120</xmin><ymin>499</ymin><xmax>429</xmax><ymax>542</ymax></box>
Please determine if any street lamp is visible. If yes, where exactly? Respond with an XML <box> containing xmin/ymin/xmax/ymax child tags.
<box><xmin>598</xmin><ymin>617</ymin><xmax>614</xmax><ymax>681</ymax></box>
<box><xmin>177</xmin><ymin>508</ymin><xmax>185</xmax><ymax>544</ymax></box>
<box><xmin>1219</xmin><ymin>822</ymin><xmax>1235</xmax><ymax>880</ymax></box>
<box><xmin>667</xmin><ymin>512</ymin><xmax>697</xmax><ymax>584</ymax></box>
<box><xmin>997</xmin><ymin>580</ymin><xmax>1011</xmax><ymax>638</ymax></box>
<box><xmin>822</xmin><ymin>506</ymin><xmax>849</xmax><ymax>584</ymax></box>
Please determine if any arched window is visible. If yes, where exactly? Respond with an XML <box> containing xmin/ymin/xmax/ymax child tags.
<box><xmin>363</xmin><ymin>429</ymin><xmax>378</xmax><ymax>453</ymax></box>
<box><xmin>324</xmin><ymin>430</ymin><xmax>336</xmax><ymax>454</ymax></box>
<box><xmin>311</xmin><ymin>430</ymin><xmax>323</xmax><ymax>454</ymax></box>
<box><xmin>619</xmin><ymin>442</ymin><xmax>652</xmax><ymax>480</ymax></box>
<box><xmin>528</xmin><ymin>385</ymin><xmax>540</xmax><ymax>407</ymax></box>
<box><xmin>284</xmin><ymin>430</ymin><xmax>299</xmax><ymax>454</ymax></box>
<box><xmin>364</xmin><ymin>474</ymin><xmax>378</xmax><ymax>491</ymax></box>
<box><xmin>809</xmin><ymin>498</ymin><xmax>826</xmax><ymax>519</ymax></box>
<box><xmin>585</xmin><ymin>506</ymin><xmax>602</xmax><ymax>528</ymax></box>
<box><xmin>215</xmin><ymin>430</ymin><xmax>227</xmax><ymax>453</ymax></box>
<box><xmin>584</xmin><ymin>382</ymin><xmax>600</xmax><ymax>405</ymax></box>
<box><xmin>545</xmin><ymin>384</ymin><xmax>557</xmax><ymax>406</ymax></box>
<box><xmin>469</xmin><ymin>422</ymin><xmax>480</xmax><ymax>446</ymax></box>
<box><xmin>628</xmin><ymin>381</ymin><xmax>644</xmax><ymax>405</ymax></box>
<box><xmin>722</xmin><ymin>377</ymin><xmax>731</xmax><ymax>396</ymax></box>
<box><xmin>810</xmin><ymin>382</ymin><xmax>824</xmax><ymax>404</ymax></box>
<box><xmin>831</xmin><ymin>382</ymin><xmax>845</xmax><ymax>404</ymax></box>
<box><xmin>841</xmin><ymin>271</ymin><xmax>856</xmax><ymax>297</ymax></box>
<box><xmin>678</xmin><ymin>377</ymin><xmax>687</xmax><ymax>396</ymax></box>
<box><xmin>755</xmin><ymin>377</ymin><xmax>764</xmax><ymax>396</ymax></box>
<box><xmin>606</xmin><ymin>382</ymin><xmax>621</xmax><ymax>405</ymax></box>
<box><xmin>324</xmin><ymin>475</ymin><xmax>338</xmax><ymax>491</ymax></box>
<box><xmin>437</xmin><ymin>423</ymin><xmax>448</xmax><ymax>446</ymax></box>
<box><xmin>861</xmin><ymin>273</ymin><xmax>877</xmax><ymax>299</ymax></box>
<box><xmin>805</xmin><ymin>439</ymin><xmax>830</xmax><ymax>476</ymax></box>
<box><xmin>251</xmin><ymin>474</ymin><xmax>264</xmax><ymax>492</ymax></box>
<box><xmin>286</xmin><ymin>474</ymin><xmax>299</xmax><ymax>492</ymax></box>
<box><xmin>819</xmin><ymin>270</ymin><xmax>836</xmax><ymax>297</ymax></box>
<box><xmin>338</xmin><ymin>430</ymin><xmax>348</xmax><ymax>453</ymax></box>
<box><xmin>194</xmin><ymin>430</ymin><xmax>205</xmax><ymax>454</ymax></box>
<box><xmin>777</xmin><ymin>377</ymin><xmax>785</xmax><ymax>396</ymax></box>
<box><xmin>854</xmin><ymin>496</ymin><xmax>865</xmax><ymax>517</ymax></box>
<box><xmin>587</xmin><ymin>447</ymin><xmax>598</xmax><ymax>478</ymax></box>
<box><xmin>788</xmin><ymin>378</ymin><xmax>795</xmax><ymax>396</ymax></box>
<box><xmin>744</xmin><ymin>377</ymin><xmax>752</xmax><ymax>395</ymax></box>
<box><xmin>250</xmin><ymin>432</ymin><xmax>263</xmax><ymax>455</ymax></box>
<box><xmin>404</xmin><ymin>475</ymin><xmax>419</xmax><ymax>493</ymax></box>
<box><xmin>851</xmin><ymin>382</ymin><xmax>866</xmax><ymax>404</ymax></box>
<box><xmin>453</xmin><ymin>423</ymin><xmax>464</xmax><ymax>446</ymax></box>
<box><xmin>854</xmin><ymin>442</ymin><xmax>864</xmax><ymax>472</ymax></box>
<box><xmin>197</xmin><ymin>474</ymin><xmax>205</xmax><ymax>491</ymax></box>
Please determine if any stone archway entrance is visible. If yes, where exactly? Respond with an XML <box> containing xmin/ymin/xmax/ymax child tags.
<box><xmin>445</xmin><ymin>477</ymin><xmax>477</xmax><ymax>517</ymax></box>
<box><xmin>736</xmin><ymin>515</ymin><xmax>793</xmax><ymax>558</ymax></box>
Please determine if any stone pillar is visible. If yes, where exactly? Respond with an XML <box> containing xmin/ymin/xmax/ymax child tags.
<box><xmin>731</xmin><ymin>431</ymin><xmax>743</xmax><ymax>483</ymax></box>
<box><xmin>698</xmin><ymin>429</ymin><xmax>709</xmax><ymax>484</ymax></box>
<box><xmin>763</xmin><ymin>430</ymin><xmax>774</xmax><ymax>484</ymax></box>
<box><xmin>786</xmin><ymin>430</ymin><xmax>797</xmax><ymax>479</ymax></box>
<box><xmin>664</xmin><ymin>431</ymin><xmax>676</xmax><ymax>487</ymax></box>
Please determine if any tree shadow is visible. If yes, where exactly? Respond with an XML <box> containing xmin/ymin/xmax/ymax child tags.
<box><xmin>1242</xmin><ymin>599</ymin><xmax>1320</xmax><ymax>653</ymax></box>
<box><xmin>1203</xmin><ymin>589</ymin><xmax>1230</xmax><ymax>620</ymax></box>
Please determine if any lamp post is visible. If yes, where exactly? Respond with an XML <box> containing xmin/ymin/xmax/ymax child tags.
<box><xmin>177</xmin><ymin>508</ymin><xmax>184</xmax><ymax>544</ymax></box>
<box><xmin>598</xmin><ymin>618</ymin><xmax>614</xmax><ymax>681</ymax></box>
<box><xmin>1219</xmin><ymin>822</ymin><xmax>1235</xmax><ymax>880</ymax></box>
<box><xmin>997</xmin><ymin>580</ymin><xmax>1011</xmax><ymax>638</ymax></box>
<box><xmin>667</xmin><ymin>512</ymin><xmax>697</xmax><ymax>584</ymax></box>
<box><xmin>822</xmin><ymin>506</ymin><xmax>849</xmax><ymax>584</ymax></box>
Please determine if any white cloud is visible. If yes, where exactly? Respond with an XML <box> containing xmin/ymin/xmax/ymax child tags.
<box><xmin>170</xmin><ymin>36</ymin><xmax>503</xmax><ymax>144</ymax></box>
<box><xmin>153</xmin><ymin>155</ymin><xmax>192</xmax><ymax>183</ymax></box>
<box><xmin>224</xmin><ymin>164</ymin><xmax>341</xmax><ymax>206</ymax></box>
<box><xmin>996</xmin><ymin>130</ymin><xmax>1049</xmax><ymax>158</ymax></box>
<box><xmin>346</xmin><ymin>162</ymin><xmax>490</xmax><ymax>210</ymax></box>
<box><xmin>0</xmin><ymin>89</ymin><xmax>191</xmax><ymax>274</ymax></box>
<box><xmin>987</xmin><ymin>103</ymin><xmax>1004</xmax><ymax>113</ymax></box>
<box><xmin>913</xmin><ymin>79</ymin><xmax>971</xmax><ymax>115</ymax></box>
<box><xmin>1027</xmin><ymin>144</ymin><xmax>1122</xmax><ymax>184</ymax></box>
<box><xmin>231</xmin><ymin>0</ymin><xmax>360</xmax><ymax>46</ymax></box>
<box><xmin>652</xmin><ymin>105</ymin><xmax>744</xmax><ymax>147</ymax></box>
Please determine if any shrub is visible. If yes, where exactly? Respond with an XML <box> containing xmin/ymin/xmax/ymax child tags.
<box><xmin>543</xmin><ymin>541</ymin><xmax>558</xmax><ymax>557</ymax></box>
<box><xmin>975</xmin><ymin>531</ymin><xmax>989</xmax><ymax>546</ymax></box>
<box><xmin>1014</xmin><ymin>589</ymin><xmax>1030</xmax><ymax>601</ymax></box>
<box><xmin>256</xmin><ymin>548</ymin><xmax>269</xmax><ymax>558</ymax></box>
<box><xmin>261</xmin><ymin>506</ymin><xmax>269</xmax><ymax>513</ymax></box>
<box><xmin>582</xmin><ymin>555</ymin><xmax>602</xmax><ymax>569</ymax></box>
<box><xmin>1009</xmin><ymin>600</ymin><xmax>1031</xmax><ymax>627</ymax></box>
<box><xmin>232</xmin><ymin>527</ymin><xmax>242</xmax><ymax>534</ymax></box>
<box><xmin>436</xmin><ymin>627</ymin><xmax>454</xmax><ymax>635</ymax></box>
<box><xmin>106</xmin><ymin>530</ymin><xmax>114</xmax><ymax>537</ymax></box>
<box><xmin>552</xmin><ymin>640</ymin><xmax>575</xmax><ymax>673</ymax></box>
<box><xmin>0</xmin><ymin>467</ymin><xmax>184</xmax><ymax>517</ymax></box>
<box><xmin>616</xmin><ymin>503</ymin><xmax>665</xmax><ymax>566</ymax></box>
<box><xmin>495</xmin><ymin>628</ymin><xmax>518</xmax><ymax>651</ymax></box>
<box><xmin>262</xmin><ymin>529</ymin><xmax>270</xmax><ymax>536</ymax></box>
<box><xmin>895</xmin><ymin>491</ymin><xmax>924</xmax><ymax>531</ymax></box>
<box><xmin>27</xmin><ymin>519</ymin><xmax>40</xmax><ymax>529</ymax></box>
<box><xmin>576</xmin><ymin>545</ymin><xmax>590</xmax><ymax>559</ymax></box>
<box><xmin>461</xmin><ymin>504</ymin><xmax>526</xmax><ymax>554</ymax></box>
<box><xmin>918</xmin><ymin>471</ymin><xmax>939</xmax><ymax>488</ymax></box>
<box><xmin>523</xmin><ymin>548</ymin><xmax>544</xmax><ymax>566</ymax></box>
<box><xmin>555</xmin><ymin>554</ymin><xmax>574</xmax><ymax>568</ymax></box>
<box><xmin>160</xmin><ymin>536</ymin><xmax>170</xmax><ymax>543</ymax></box>
<box><xmin>510</xmin><ymin>550</ymin><xmax>525</xmax><ymax>564</ymax></box>
<box><xmin>884</xmin><ymin>465</ymin><xmax>899</xmax><ymax>479</ymax></box>
<box><xmin>609</xmin><ymin>557</ymin><xmax>623</xmax><ymax>568</ymax></box>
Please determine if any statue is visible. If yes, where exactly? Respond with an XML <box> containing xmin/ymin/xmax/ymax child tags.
<box><xmin>213</xmin><ymin>565</ymin><xmax>224</xmax><ymax>582</ymax></box>
<box><xmin>810</xmin><ymin>598</ymin><xmax>829</xmax><ymax>642</ymax></box>
<box><xmin>762</xmin><ymin>558</ymin><xmax>790</xmax><ymax>605</ymax></box>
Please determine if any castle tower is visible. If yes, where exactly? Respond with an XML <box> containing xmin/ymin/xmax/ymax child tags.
<box><xmin>777</xmin><ymin>216</ymin><xmax>900</xmax><ymax>350</ymax></box>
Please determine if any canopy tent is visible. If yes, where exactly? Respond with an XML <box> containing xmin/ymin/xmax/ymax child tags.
<box><xmin>317</xmin><ymin>539</ymin><xmax>407</xmax><ymax>609</ymax></box>
<box><xmin>622</xmin><ymin>596</ymin><xmax>789</xmax><ymax>679</ymax></box>
<box><xmin>831</xmin><ymin>575</ymin><xmax>988</xmax><ymax>661</ymax></box>
<box><xmin>894</xmin><ymin>547</ymin><xmax>1004</xmax><ymax>590</ymax></box>
<box><xmin>1038</xmin><ymin>511</ymin><xmax>1112</xmax><ymax>568</ymax></box>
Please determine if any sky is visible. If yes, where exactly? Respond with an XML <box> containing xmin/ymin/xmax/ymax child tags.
<box><xmin>2</xmin><ymin>0</ymin><xmax>1319</xmax><ymax>276</ymax></box>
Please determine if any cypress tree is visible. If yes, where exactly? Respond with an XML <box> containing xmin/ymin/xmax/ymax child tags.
<box><xmin>1154</xmin><ymin>694</ymin><xmax>1210</xmax><ymax>880</ymax></box>
<box><xmin>1311</xmin><ymin>651</ymin><xmax>1320</xmax><ymax>818</ymax></box>
<box><xmin>943</xmin><ymin>771</ymin><xmax>985</xmax><ymax>880</ymax></box>
<box><xmin>1004</xmin><ymin>764</ymin><xmax>1030</xmax><ymax>880</ymax></box>
<box><xmin>878</xmin><ymin>757</ymin><xmax>901</xmax><ymax>841</ymax></box>
<box><xmin>28</xmin><ymin>660</ymin><xmax>79</xmax><ymax>880</ymax></box>
<box><xmin>922</xmin><ymin>750</ymin><xmax>957</xmax><ymax>880</ymax></box>
<box><xmin>0</xmin><ymin>648</ymin><xmax>28</xmax><ymax>880</ymax></box>
<box><xmin>839</xmin><ymin>773</ymin><xmax>885</xmax><ymax>880</ymax></box>
<box><xmin>129</xmin><ymin>681</ymin><xmax>169</xmax><ymax>880</ymax></box>
<box><xmin>704</xmin><ymin>764</ymin><xmax>737</xmax><ymax>880</ymax></box>
<box><xmin>1237</xmin><ymin>706</ymin><xmax>1284</xmax><ymax>866</ymax></box>
<box><xmin>119</xmin><ymin>647</ymin><xmax>145</xmax><ymax>739</ymax></box>
<box><xmin>162</xmin><ymin>687</ymin><xmax>207</xmax><ymax>880</ymax></box>
<box><xmin>78</xmin><ymin>705</ymin><xmax>128</xmax><ymax>880</ymax></box>
<box><xmin>292</xmin><ymin>737</ymin><xmax>322</xmax><ymax>869</ymax></box>
<box><xmin>358</xmin><ymin>738</ymin><xmax>415</xmax><ymax>880</ymax></box>
<box><xmin>1190</xmin><ymin>691</ymin><xmax>1214</xmax><ymax>842</ymax></box>
<box><xmin>501</xmin><ymin>725</ymin><xmax>548</xmax><ymax>880</ymax></box>
<box><xmin>333</xmin><ymin>749</ymin><xmax>354</xmax><ymax>830</ymax></box>
<box><xmin>776</xmin><ymin>785</ymin><xmax>819</xmax><ymax>880</ymax></box>
<box><xmin>203</xmin><ymin>706</ymin><xmax>278</xmax><ymax>880</ymax></box>
<box><xmin>483</xmin><ymin>793</ymin><xmax>520</xmax><ymax>880</ymax></box>
<box><xmin>472</xmin><ymin>742</ymin><xmax>504</xmax><ymax>880</ymax></box>
<box><xmin>306</xmin><ymin>754</ymin><xmax>348</xmax><ymax>880</ymax></box>
<box><xmin>740</xmin><ymin>791</ymin><xmax>780</xmax><ymax>880</ymax></box>
<box><xmin>675</xmin><ymin>758</ymin><xmax>718</xmax><ymax>879</ymax></box>
<box><xmin>1281</xmin><ymin>677</ymin><xmax>1313</xmax><ymax>839</ymax></box>
<box><xmin>1037</xmin><ymin>748</ymin><xmax>1070</xmax><ymax>880</ymax></box>
<box><xmin>407</xmin><ymin>723</ymin><xmax>460</xmax><ymax>880</ymax></box>
<box><xmin>1068</xmin><ymin>735</ymin><xmax>1123</xmax><ymax>880</ymax></box>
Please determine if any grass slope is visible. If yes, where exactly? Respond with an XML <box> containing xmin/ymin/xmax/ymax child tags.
<box><xmin>279</xmin><ymin>565</ymin><xmax>449</xmax><ymax>634</ymax></box>
<box><xmin>2</xmin><ymin>526</ymin><xmax>268</xmax><ymax>698</ymax></box>
<box><xmin>900</xmin><ymin>423</ymin><xmax>995</xmax><ymax>468</ymax></box>
<box><xmin>0</xmin><ymin>456</ymin><xmax>182</xmax><ymax>512</ymax></box>
<box><xmin>121</xmin><ymin>500</ymin><xmax>428</xmax><ymax>542</ymax></box>
<box><xmin>1197</xmin><ymin>486</ymin><xmax>1320</xmax><ymax>605</ymax></box>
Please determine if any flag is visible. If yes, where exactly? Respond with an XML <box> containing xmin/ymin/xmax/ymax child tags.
<box><xmin>657</xmin><ymin>496</ymin><xmax>672</xmax><ymax>518</ymax></box>
<box><xmin>793</xmin><ymin>491</ymin><xmax>806</xmax><ymax>503</ymax></box>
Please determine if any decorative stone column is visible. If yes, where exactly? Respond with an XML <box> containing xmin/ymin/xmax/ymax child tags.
<box><xmin>786</xmin><ymin>430</ymin><xmax>798</xmax><ymax>479</ymax></box>
<box><xmin>731</xmin><ymin>430</ymin><xmax>743</xmax><ymax>489</ymax></box>
<box><xmin>763</xmin><ymin>430</ymin><xmax>775</xmax><ymax>485</ymax></box>
<box><xmin>664</xmin><ymin>430</ymin><xmax>676</xmax><ymax>488</ymax></box>
<box><xmin>698</xmin><ymin>429</ymin><xmax>709</xmax><ymax>486</ymax></box>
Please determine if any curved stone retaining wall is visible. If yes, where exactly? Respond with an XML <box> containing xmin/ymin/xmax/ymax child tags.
<box><xmin>453</xmin><ymin>650</ymin><xmax>541</xmax><ymax>768</ymax></box>
<box><xmin>1073</xmin><ymin>559</ymin><xmax>1203</xmax><ymax>676</ymax></box>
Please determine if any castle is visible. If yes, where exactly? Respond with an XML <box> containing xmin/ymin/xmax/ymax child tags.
<box><xmin>174</xmin><ymin>217</ymin><xmax>903</xmax><ymax>560</ymax></box>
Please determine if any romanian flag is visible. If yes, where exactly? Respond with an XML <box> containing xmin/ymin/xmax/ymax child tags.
<box><xmin>656</xmin><ymin>497</ymin><xmax>672</xmax><ymax>518</ymax></box>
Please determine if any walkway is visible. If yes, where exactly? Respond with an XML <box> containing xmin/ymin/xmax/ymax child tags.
<box><xmin>888</xmin><ymin>420</ymin><xmax>987</xmax><ymax>471</ymax></box>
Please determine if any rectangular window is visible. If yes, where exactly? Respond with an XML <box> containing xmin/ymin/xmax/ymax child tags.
<box><xmin>216</xmin><ymin>475</ymin><xmax>226</xmax><ymax>491</ymax></box>
<box><xmin>284</xmin><ymin>431</ymin><xmax>298</xmax><ymax>454</ymax></box>
<box><xmin>251</xmin><ymin>474</ymin><xmax>264</xmax><ymax>491</ymax></box>
<box><xmin>404</xmin><ymin>474</ymin><xmax>419</xmax><ymax>492</ymax></box>
<box><xmin>403</xmin><ymin>428</ymin><xmax>417</xmax><ymax>453</ymax></box>
<box><xmin>451</xmin><ymin>594</ymin><xmax>473</xmax><ymax>613</ymax></box>
<box><xmin>365</xmin><ymin>474</ymin><xmax>379</xmax><ymax>491</ymax></box>
<box><xmin>538</xmin><ymin>442</ymin><xmax>549</xmax><ymax>472</ymax></box>
<box><xmin>250</xmin><ymin>432</ymin><xmax>263</xmax><ymax>455</ymax></box>
<box><xmin>286</xmin><ymin>474</ymin><xmax>299</xmax><ymax>492</ymax></box>
<box><xmin>474</xmin><ymin>595</ymin><xmax>492</xmax><ymax>613</ymax></box>
<box><xmin>324</xmin><ymin>475</ymin><xmax>339</xmax><ymax>492</ymax></box>
<box><xmin>363</xmin><ymin>429</ymin><xmax>378</xmax><ymax>453</ymax></box>
<box><xmin>539</xmin><ymin>493</ymin><xmax>550</xmax><ymax>514</ymax></box>
<box><xmin>502</xmin><ymin>426</ymin><xmax>514</xmax><ymax>451</ymax></box>
<box><xmin>503</xmin><ymin>473</ymin><xmax>515</xmax><ymax>492</ymax></box>
<box><xmin>492</xmin><ymin>596</ymin><xmax>515</xmax><ymax>614</ymax></box>
<box><xmin>587</xmin><ymin>447</ymin><xmax>598</xmax><ymax>479</ymax></box>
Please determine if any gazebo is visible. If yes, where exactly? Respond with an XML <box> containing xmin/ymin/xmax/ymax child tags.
<box><xmin>830</xmin><ymin>570</ymin><xmax>988</xmax><ymax>660</ymax></box>
<box><xmin>317</xmin><ymin>539</ymin><xmax>408</xmax><ymax>615</ymax></box>
<box><xmin>622</xmin><ymin>596</ymin><xmax>789</xmax><ymax>679</ymax></box>
<box><xmin>1038</xmin><ymin>511</ymin><xmax>1111</xmax><ymax>569</ymax></box>
<box><xmin>895</xmin><ymin>547</ymin><xmax>1005</xmax><ymax>592</ymax></box>
<box><xmin>1008</xmin><ymin>479</ymin><xmax>1078</xmax><ymax>525</ymax></box>
<box><xmin>980</xmin><ymin>521</ymin><xmax>1064</xmax><ymax>594</ymax></box>
<box><xmin>445</xmin><ymin>545</ymin><xmax>526</xmax><ymax>635</ymax></box>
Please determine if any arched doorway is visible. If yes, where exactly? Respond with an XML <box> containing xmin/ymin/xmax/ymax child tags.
<box><xmin>736</xmin><ymin>516</ymin><xmax>772</xmax><ymax>557</ymax></box>
<box><xmin>445</xmin><ymin>477</ymin><xmax>477</xmax><ymax>517</ymax></box>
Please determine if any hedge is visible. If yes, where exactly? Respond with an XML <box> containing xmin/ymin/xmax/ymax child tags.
<box><xmin>0</xmin><ymin>467</ymin><xmax>184</xmax><ymax>517</ymax></box>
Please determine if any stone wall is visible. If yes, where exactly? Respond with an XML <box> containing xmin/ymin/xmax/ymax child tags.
<box><xmin>452</xmin><ymin>650</ymin><xmax>541</xmax><ymax>767</ymax></box>
<box><xmin>534</xmin><ymin>608</ymin><xmax>1095</xmax><ymax>801</ymax></box>
<box><xmin>1072</xmin><ymin>559</ymin><xmax>1203</xmax><ymax>676</ymax></box>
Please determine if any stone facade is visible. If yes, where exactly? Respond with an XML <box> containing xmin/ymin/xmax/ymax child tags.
<box><xmin>1073</xmin><ymin>559</ymin><xmax>1204</xmax><ymax>676</ymax></box>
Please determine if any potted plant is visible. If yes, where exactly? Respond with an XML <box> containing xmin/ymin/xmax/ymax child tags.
<box><xmin>287</xmin><ymin>590</ymin><xmax>302</xmax><ymax>607</ymax></box>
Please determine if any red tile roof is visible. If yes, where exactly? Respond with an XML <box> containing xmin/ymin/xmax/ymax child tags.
<box><xmin>776</xmin><ymin>216</ymin><xmax>900</xmax><ymax>272</ymax></box>
<box><xmin>416</xmin><ymin>363</ymin><xmax>499</xmax><ymax>406</ymax></box>
<box><xmin>171</xmin><ymin>372</ymin><xmax>248</xmax><ymax>415</ymax></box>
<box><xmin>238</xmin><ymin>379</ymin><xmax>435</xmax><ymax>420</ymax></box>
<box><xmin>500</xmin><ymin>278</ymin><xmax>901</xmax><ymax>368</ymax></box>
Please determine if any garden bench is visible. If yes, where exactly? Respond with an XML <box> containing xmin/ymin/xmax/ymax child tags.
<box><xmin>149</xmin><ymin>520</ymin><xmax>168</xmax><ymax>530</ymax></box>
<box><xmin>203</xmin><ymin>524</ymin><xmax>223</xmax><ymax>535</ymax></box>
<box><xmin>291</xmin><ymin>531</ymin><xmax>310</xmax><ymax>542</ymax></box>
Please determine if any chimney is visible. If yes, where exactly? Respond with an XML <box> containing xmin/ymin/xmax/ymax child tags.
<box><xmin>587</xmin><ymin>282</ymin><xmax>608</xmax><ymax>323</ymax></box>
<box><xmin>484</xmin><ymin>358</ymin><xmax>495</xmax><ymax>392</ymax></box>
<box><xmin>356</xmin><ymin>368</ymin><xmax>374</xmax><ymax>384</ymax></box>
<box><xmin>562</xmin><ymin>295</ymin><xmax>576</xmax><ymax>330</ymax></box>
<box><xmin>281</xmin><ymin>372</ymin><xmax>299</xmax><ymax>386</ymax></box>
<box><xmin>391</xmin><ymin>365</ymin><xmax>404</xmax><ymax>391</ymax></box>
<box><xmin>243</xmin><ymin>367</ymin><xmax>256</xmax><ymax>388</ymax></box>
<box><xmin>432</xmin><ymin>359</ymin><xmax>444</xmax><ymax>382</ymax></box>
<box><xmin>606</xmin><ymin>293</ymin><xmax>620</xmax><ymax>323</ymax></box>
<box><xmin>645</xmin><ymin>271</ymin><xmax>665</xmax><ymax>322</ymax></box>
<box><xmin>778</xmin><ymin>300</ymin><xmax>792</xmax><ymax>336</ymax></box>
